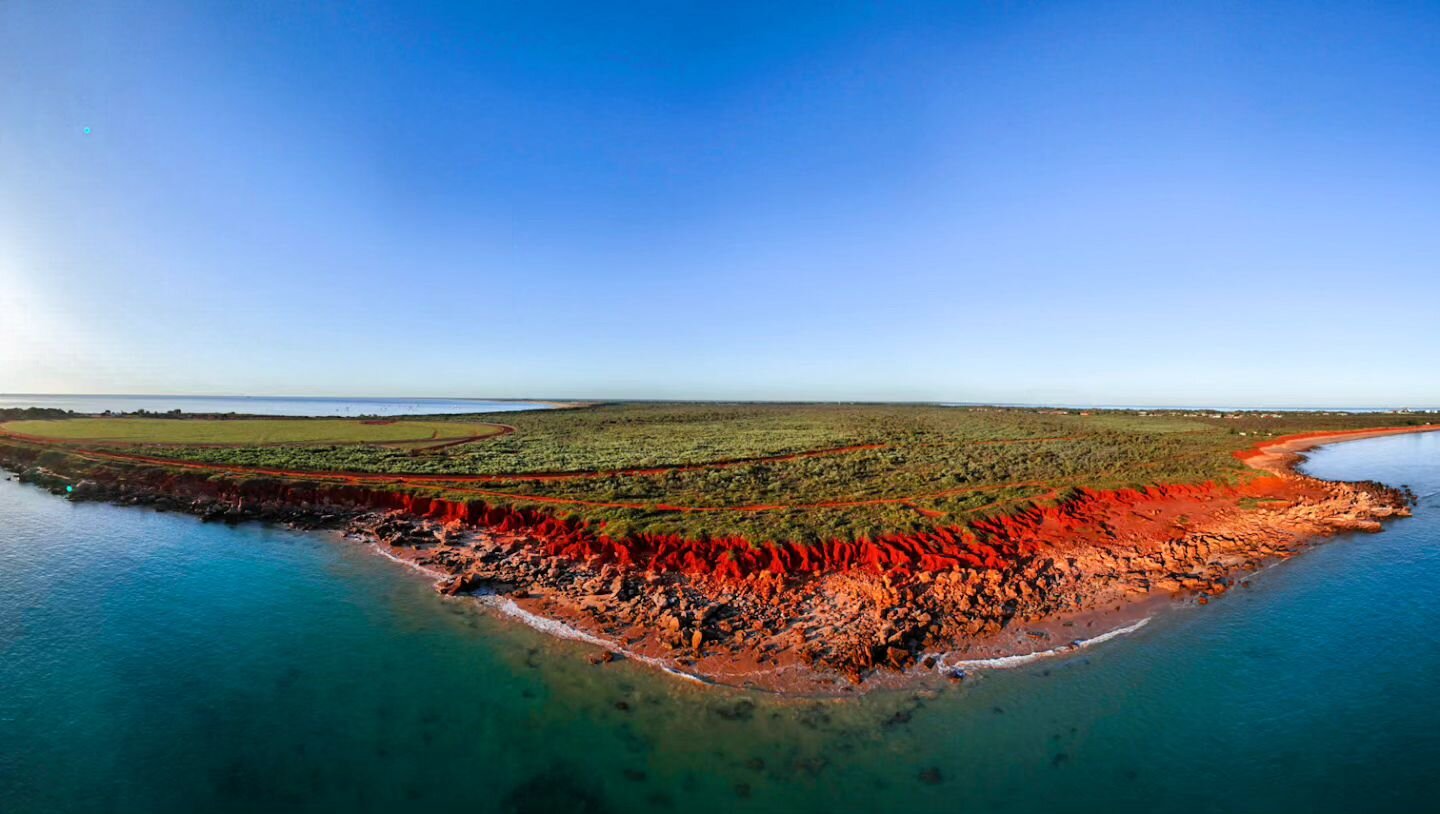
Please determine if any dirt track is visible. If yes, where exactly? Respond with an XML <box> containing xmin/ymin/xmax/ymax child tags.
<box><xmin>0</xmin><ymin>429</ymin><xmax>1049</xmax><ymax>513</ymax></box>
<box><xmin>9</xmin><ymin>425</ymin><xmax>1428</xmax><ymax>515</ymax></box>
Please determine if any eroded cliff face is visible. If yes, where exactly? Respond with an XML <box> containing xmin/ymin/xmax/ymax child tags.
<box><xmin>0</xmin><ymin>438</ymin><xmax>1413</xmax><ymax>690</ymax></box>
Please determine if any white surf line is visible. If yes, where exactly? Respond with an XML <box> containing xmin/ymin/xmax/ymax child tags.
<box><xmin>355</xmin><ymin>536</ymin><xmax>710</xmax><ymax>685</ymax></box>
<box><xmin>476</xmin><ymin>593</ymin><xmax>710</xmax><ymax>685</ymax></box>
<box><xmin>482</xmin><ymin>596</ymin><xmax>816</xmax><ymax>689</ymax></box>
<box><xmin>361</xmin><ymin>533</ymin><xmax>1149</xmax><ymax>687</ymax></box>
<box><xmin>932</xmin><ymin>616</ymin><xmax>1152</xmax><ymax>672</ymax></box>
<box><xmin>358</xmin><ymin>535</ymin><xmax>449</xmax><ymax>579</ymax></box>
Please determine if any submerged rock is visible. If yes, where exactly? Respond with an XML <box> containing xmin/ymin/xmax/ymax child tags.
<box><xmin>500</xmin><ymin>770</ymin><xmax>611</xmax><ymax>814</ymax></box>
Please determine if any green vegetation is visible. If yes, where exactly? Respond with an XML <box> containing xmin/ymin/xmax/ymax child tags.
<box><xmin>4</xmin><ymin>403</ymin><xmax>1432</xmax><ymax>543</ymax></box>
<box><xmin>1</xmin><ymin>417</ymin><xmax>507</xmax><ymax>447</ymax></box>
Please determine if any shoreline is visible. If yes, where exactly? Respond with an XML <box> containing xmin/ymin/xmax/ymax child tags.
<box><xmin>1238</xmin><ymin>425</ymin><xmax>1440</xmax><ymax>475</ymax></box>
<box><xmin>0</xmin><ymin>425</ymin><xmax>1429</xmax><ymax>694</ymax></box>
<box><xmin>354</xmin><ymin>538</ymin><xmax>715</xmax><ymax>686</ymax></box>
<box><xmin>355</xmin><ymin>528</ymin><xmax>1165</xmax><ymax>694</ymax></box>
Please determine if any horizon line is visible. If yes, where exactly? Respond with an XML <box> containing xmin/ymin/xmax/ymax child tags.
<box><xmin>3</xmin><ymin>393</ymin><xmax>1437</xmax><ymax>413</ymax></box>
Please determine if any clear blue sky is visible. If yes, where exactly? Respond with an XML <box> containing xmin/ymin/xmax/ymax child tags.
<box><xmin>2</xmin><ymin>1</ymin><xmax>1437</xmax><ymax>407</ymax></box>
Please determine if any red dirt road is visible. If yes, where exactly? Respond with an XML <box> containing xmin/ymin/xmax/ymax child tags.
<box><xmin>0</xmin><ymin>431</ymin><xmax>934</xmax><ymax>511</ymax></box>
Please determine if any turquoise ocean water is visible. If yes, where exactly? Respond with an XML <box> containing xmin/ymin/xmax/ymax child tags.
<box><xmin>2</xmin><ymin>432</ymin><xmax>1438</xmax><ymax>812</ymax></box>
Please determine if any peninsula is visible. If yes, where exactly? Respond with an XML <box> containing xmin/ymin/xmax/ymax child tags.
<box><xmin>1</xmin><ymin>403</ymin><xmax>1428</xmax><ymax>692</ymax></box>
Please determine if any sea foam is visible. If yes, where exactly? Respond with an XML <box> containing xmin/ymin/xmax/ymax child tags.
<box><xmin>933</xmin><ymin>616</ymin><xmax>1152</xmax><ymax>672</ymax></box>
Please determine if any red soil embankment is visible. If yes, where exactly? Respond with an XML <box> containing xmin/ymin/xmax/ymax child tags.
<box><xmin>4</xmin><ymin>425</ymin><xmax>1432</xmax><ymax>583</ymax></box>
<box><xmin>352</xmin><ymin>425</ymin><xmax>1434</xmax><ymax>580</ymax></box>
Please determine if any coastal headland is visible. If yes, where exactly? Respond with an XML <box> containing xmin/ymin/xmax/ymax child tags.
<box><xmin>1</xmin><ymin>404</ymin><xmax>1431</xmax><ymax>692</ymax></box>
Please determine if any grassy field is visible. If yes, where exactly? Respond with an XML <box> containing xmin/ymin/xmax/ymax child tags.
<box><xmin>3</xmin><ymin>404</ymin><xmax>1431</xmax><ymax>543</ymax></box>
<box><xmin>0</xmin><ymin>418</ymin><xmax>508</xmax><ymax>447</ymax></box>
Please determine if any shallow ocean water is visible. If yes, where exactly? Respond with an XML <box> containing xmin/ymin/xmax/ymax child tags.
<box><xmin>2</xmin><ymin>432</ymin><xmax>1438</xmax><ymax>813</ymax></box>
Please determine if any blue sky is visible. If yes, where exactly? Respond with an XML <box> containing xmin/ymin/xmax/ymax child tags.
<box><xmin>2</xmin><ymin>1</ymin><xmax>1437</xmax><ymax>407</ymax></box>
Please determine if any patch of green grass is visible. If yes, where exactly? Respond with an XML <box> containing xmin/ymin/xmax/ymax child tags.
<box><xmin>1</xmin><ymin>417</ymin><xmax>506</xmax><ymax>446</ymax></box>
<box><xmin>8</xmin><ymin>403</ymin><xmax>1430</xmax><ymax>543</ymax></box>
